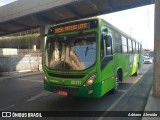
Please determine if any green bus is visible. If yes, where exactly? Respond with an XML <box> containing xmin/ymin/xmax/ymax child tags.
<box><xmin>43</xmin><ymin>17</ymin><xmax>143</xmax><ymax>98</ymax></box>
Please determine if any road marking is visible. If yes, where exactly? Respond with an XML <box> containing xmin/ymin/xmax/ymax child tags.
<box><xmin>98</xmin><ymin>75</ymin><xmax>143</xmax><ymax>120</ymax></box>
<box><xmin>26</xmin><ymin>91</ymin><xmax>49</xmax><ymax>102</ymax></box>
<box><xmin>17</xmin><ymin>79</ymin><xmax>43</xmax><ymax>83</ymax></box>
<box><xmin>27</xmin><ymin>80</ymin><xmax>43</xmax><ymax>83</ymax></box>
<box><xmin>0</xmin><ymin>78</ymin><xmax>43</xmax><ymax>83</ymax></box>
<box><xmin>98</xmin><ymin>65</ymin><xmax>152</xmax><ymax>120</ymax></box>
<box><xmin>117</xmin><ymin>89</ymin><xmax>127</xmax><ymax>93</ymax></box>
<box><xmin>0</xmin><ymin>105</ymin><xmax>15</xmax><ymax>111</ymax></box>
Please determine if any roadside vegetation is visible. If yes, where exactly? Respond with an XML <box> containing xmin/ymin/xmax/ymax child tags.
<box><xmin>0</xmin><ymin>34</ymin><xmax>39</xmax><ymax>49</ymax></box>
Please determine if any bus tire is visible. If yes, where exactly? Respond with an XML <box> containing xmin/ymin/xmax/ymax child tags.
<box><xmin>110</xmin><ymin>71</ymin><xmax>121</xmax><ymax>94</ymax></box>
<box><xmin>132</xmin><ymin>71</ymin><xmax>138</xmax><ymax>76</ymax></box>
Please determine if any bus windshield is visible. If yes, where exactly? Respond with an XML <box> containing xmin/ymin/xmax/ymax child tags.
<box><xmin>45</xmin><ymin>33</ymin><xmax>97</xmax><ymax>71</ymax></box>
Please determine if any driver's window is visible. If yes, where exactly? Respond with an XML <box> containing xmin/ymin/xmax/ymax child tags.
<box><xmin>101</xmin><ymin>27</ymin><xmax>113</xmax><ymax>58</ymax></box>
<box><xmin>106</xmin><ymin>34</ymin><xmax>112</xmax><ymax>55</ymax></box>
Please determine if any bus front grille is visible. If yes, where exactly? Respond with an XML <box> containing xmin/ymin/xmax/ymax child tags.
<box><xmin>48</xmin><ymin>73</ymin><xmax>85</xmax><ymax>79</ymax></box>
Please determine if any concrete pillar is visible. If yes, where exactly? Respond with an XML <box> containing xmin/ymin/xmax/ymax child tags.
<box><xmin>32</xmin><ymin>45</ymin><xmax>36</xmax><ymax>51</ymax></box>
<box><xmin>40</xmin><ymin>25</ymin><xmax>48</xmax><ymax>52</ymax></box>
<box><xmin>153</xmin><ymin>0</ymin><xmax>160</xmax><ymax>97</ymax></box>
<box><xmin>40</xmin><ymin>25</ymin><xmax>51</xmax><ymax>64</ymax></box>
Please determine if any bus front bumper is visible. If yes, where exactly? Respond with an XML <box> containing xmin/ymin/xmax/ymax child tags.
<box><xmin>44</xmin><ymin>80</ymin><xmax>102</xmax><ymax>98</ymax></box>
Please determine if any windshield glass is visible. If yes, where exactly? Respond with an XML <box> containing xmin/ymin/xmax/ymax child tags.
<box><xmin>45</xmin><ymin>33</ymin><xmax>97</xmax><ymax>71</ymax></box>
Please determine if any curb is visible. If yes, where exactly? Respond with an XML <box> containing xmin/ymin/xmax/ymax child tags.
<box><xmin>144</xmin><ymin>88</ymin><xmax>160</xmax><ymax>111</ymax></box>
<box><xmin>0</xmin><ymin>71</ymin><xmax>43</xmax><ymax>81</ymax></box>
<box><xmin>142</xmin><ymin>87</ymin><xmax>160</xmax><ymax>120</ymax></box>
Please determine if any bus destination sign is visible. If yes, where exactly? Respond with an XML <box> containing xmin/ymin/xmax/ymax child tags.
<box><xmin>54</xmin><ymin>22</ymin><xmax>90</xmax><ymax>33</ymax></box>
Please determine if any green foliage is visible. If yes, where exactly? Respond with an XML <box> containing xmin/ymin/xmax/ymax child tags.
<box><xmin>0</xmin><ymin>34</ymin><xmax>39</xmax><ymax>48</ymax></box>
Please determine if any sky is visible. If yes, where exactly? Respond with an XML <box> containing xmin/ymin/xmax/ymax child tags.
<box><xmin>100</xmin><ymin>4</ymin><xmax>154</xmax><ymax>50</ymax></box>
<box><xmin>0</xmin><ymin>0</ymin><xmax>16</xmax><ymax>6</ymax></box>
<box><xmin>0</xmin><ymin>1</ymin><xmax>154</xmax><ymax>50</ymax></box>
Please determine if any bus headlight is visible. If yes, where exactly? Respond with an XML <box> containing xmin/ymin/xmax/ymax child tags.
<box><xmin>84</xmin><ymin>74</ymin><xmax>97</xmax><ymax>86</ymax></box>
<box><xmin>44</xmin><ymin>74</ymin><xmax>47</xmax><ymax>80</ymax></box>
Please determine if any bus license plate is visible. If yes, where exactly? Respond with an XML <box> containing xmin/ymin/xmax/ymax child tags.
<box><xmin>58</xmin><ymin>91</ymin><xmax>68</xmax><ymax>96</ymax></box>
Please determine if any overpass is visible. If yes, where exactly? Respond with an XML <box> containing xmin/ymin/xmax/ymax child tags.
<box><xmin>0</xmin><ymin>0</ymin><xmax>160</xmax><ymax>97</ymax></box>
<box><xmin>0</xmin><ymin>0</ymin><xmax>154</xmax><ymax>36</ymax></box>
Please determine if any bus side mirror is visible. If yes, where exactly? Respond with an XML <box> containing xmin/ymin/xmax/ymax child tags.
<box><xmin>105</xmin><ymin>35</ymin><xmax>112</xmax><ymax>47</ymax></box>
<box><xmin>102</xmin><ymin>28</ymin><xmax>108</xmax><ymax>33</ymax></box>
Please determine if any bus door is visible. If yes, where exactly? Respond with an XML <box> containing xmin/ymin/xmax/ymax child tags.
<box><xmin>101</xmin><ymin>27</ymin><xmax>115</xmax><ymax>94</ymax></box>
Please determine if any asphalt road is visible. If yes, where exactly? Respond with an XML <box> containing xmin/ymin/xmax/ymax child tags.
<box><xmin>0</xmin><ymin>64</ymin><xmax>153</xmax><ymax>120</ymax></box>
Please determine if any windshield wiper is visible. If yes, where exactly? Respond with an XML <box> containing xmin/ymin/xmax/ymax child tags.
<box><xmin>85</xmin><ymin>47</ymin><xmax>96</xmax><ymax>56</ymax></box>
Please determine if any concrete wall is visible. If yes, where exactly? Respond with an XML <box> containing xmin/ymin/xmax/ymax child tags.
<box><xmin>0</xmin><ymin>55</ymin><xmax>42</xmax><ymax>76</ymax></box>
<box><xmin>0</xmin><ymin>48</ymin><xmax>17</xmax><ymax>55</ymax></box>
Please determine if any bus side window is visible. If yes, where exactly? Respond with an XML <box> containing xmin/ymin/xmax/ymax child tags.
<box><xmin>121</xmin><ymin>35</ymin><xmax>128</xmax><ymax>53</ymax></box>
<box><xmin>128</xmin><ymin>39</ymin><xmax>133</xmax><ymax>54</ymax></box>
<box><xmin>136</xmin><ymin>42</ymin><xmax>139</xmax><ymax>53</ymax></box>
<box><xmin>132</xmin><ymin>41</ymin><xmax>136</xmax><ymax>53</ymax></box>
<box><xmin>114</xmin><ymin>32</ymin><xmax>122</xmax><ymax>53</ymax></box>
<box><xmin>138</xmin><ymin>44</ymin><xmax>142</xmax><ymax>53</ymax></box>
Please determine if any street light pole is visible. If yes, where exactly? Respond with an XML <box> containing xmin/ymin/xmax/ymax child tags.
<box><xmin>147</xmin><ymin>9</ymin><xmax>150</xmax><ymax>29</ymax></box>
<box><xmin>130</xmin><ymin>28</ymin><xmax>134</xmax><ymax>36</ymax></box>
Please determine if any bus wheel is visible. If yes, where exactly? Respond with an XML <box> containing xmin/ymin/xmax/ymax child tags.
<box><xmin>110</xmin><ymin>73</ymin><xmax>120</xmax><ymax>94</ymax></box>
<box><xmin>132</xmin><ymin>71</ymin><xmax>138</xmax><ymax>76</ymax></box>
<box><xmin>115</xmin><ymin>73</ymin><xmax>120</xmax><ymax>90</ymax></box>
